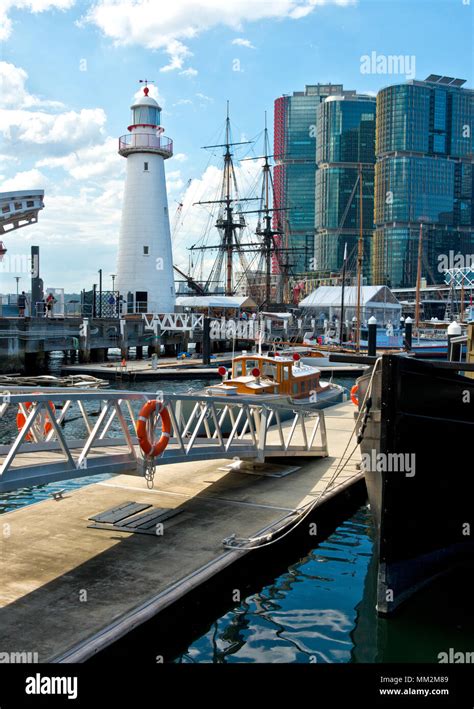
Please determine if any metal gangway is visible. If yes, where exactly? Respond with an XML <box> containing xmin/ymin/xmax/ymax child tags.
<box><xmin>0</xmin><ymin>388</ymin><xmax>329</xmax><ymax>493</ymax></box>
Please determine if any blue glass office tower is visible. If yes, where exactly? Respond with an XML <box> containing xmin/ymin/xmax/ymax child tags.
<box><xmin>274</xmin><ymin>84</ymin><xmax>358</xmax><ymax>274</ymax></box>
<box><xmin>315</xmin><ymin>95</ymin><xmax>376</xmax><ymax>279</ymax></box>
<box><xmin>372</xmin><ymin>76</ymin><xmax>474</xmax><ymax>288</ymax></box>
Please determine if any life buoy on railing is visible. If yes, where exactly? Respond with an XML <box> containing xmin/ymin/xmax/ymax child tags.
<box><xmin>350</xmin><ymin>384</ymin><xmax>359</xmax><ymax>407</ymax></box>
<box><xmin>136</xmin><ymin>399</ymin><xmax>171</xmax><ymax>457</ymax></box>
<box><xmin>16</xmin><ymin>401</ymin><xmax>56</xmax><ymax>441</ymax></box>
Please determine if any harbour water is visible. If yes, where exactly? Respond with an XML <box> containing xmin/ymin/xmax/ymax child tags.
<box><xmin>2</xmin><ymin>362</ymin><xmax>473</xmax><ymax>665</ymax></box>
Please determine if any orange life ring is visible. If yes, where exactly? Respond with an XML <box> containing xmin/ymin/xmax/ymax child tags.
<box><xmin>350</xmin><ymin>384</ymin><xmax>359</xmax><ymax>407</ymax></box>
<box><xmin>136</xmin><ymin>399</ymin><xmax>171</xmax><ymax>457</ymax></box>
<box><xmin>16</xmin><ymin>401</ymin><xmax>56</xmax><ymax>441</ymax></box>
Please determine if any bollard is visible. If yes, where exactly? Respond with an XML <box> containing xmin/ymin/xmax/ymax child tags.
<box><xmin>404</xmin><ymin>316</ymin><xmax>413</xmax><ymax>351</ymax></box>
<box><xmin>367</xmin><ymin>316</ymin><xmax>377</xmax><ymax>357</ymax></box>
<box><xmin>447</xmin><ymin>321</ymin><xmax>462</xmax><ymax>361</ymax></box>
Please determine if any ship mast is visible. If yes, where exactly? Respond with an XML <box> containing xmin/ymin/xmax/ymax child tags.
<box><xmin>191</xmin><ymin>102</ymin><xmax>255</xmax><ymax>296</ymax></box>
<box><xmin>256</xmin><ymin>114</ymin><xmax>284</xmax><ymax>305</ymax></box>
<box><xmin>355</xmin><ymin>163</ymin><xmax>363</xmax><ymax>352</ymax></box>
<box><xmin>415</xmin><ymin>221</ymin><xmax>423</xmax><ymax>332</ymax></box>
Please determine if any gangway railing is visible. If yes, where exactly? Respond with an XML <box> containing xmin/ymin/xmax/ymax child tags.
<box><xmin>0</xmin><ymin>387</ymin><xmax>328</xmax><ymax>493</ymax></box>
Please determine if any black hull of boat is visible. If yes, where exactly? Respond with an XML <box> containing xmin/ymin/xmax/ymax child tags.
<box><xmin>357</xmin><ymin>355</ymin><xmax>474</xmax><ymax>615</ymax></box>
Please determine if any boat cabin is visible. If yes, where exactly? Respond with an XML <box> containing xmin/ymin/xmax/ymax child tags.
<box><xmin>218</xmin><ymin>353</ymin><xmax>324</xmax><ymax>398</ymax></box>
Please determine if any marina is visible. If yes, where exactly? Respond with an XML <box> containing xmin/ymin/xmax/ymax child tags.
<box><xmin>0</xmin><ymin>1</ymin><xmax>473</xmax><ymax>703</ymax></box>
<box><xmin>0</xmin><ymin>399</ymin><xmax>363</xmax><ymax>662</ymax></box>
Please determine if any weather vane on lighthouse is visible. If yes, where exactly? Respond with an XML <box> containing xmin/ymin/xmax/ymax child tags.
<box><xmin>139</xmin><ymin>78</ymin><xmax>154</xmax><ymax>96</ymax></box>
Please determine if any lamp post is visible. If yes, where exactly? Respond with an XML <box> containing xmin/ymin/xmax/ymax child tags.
<box><xmin>14</xmin><ymin>276</ymin><xmax>20</xmax><ymax>301</ymax></box>
<box><xmin>110</xmin><ymin>274</ymin><xmax>117</xmax><ymax>317</ymax></box>
<box><xmin>98</xmin><ymin>269</ymin><xmax>102</xmax><ymax>318</ymax></box>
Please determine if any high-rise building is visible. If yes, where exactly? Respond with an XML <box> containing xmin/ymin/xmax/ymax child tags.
<box><xmin>372</xmin><ymin>75</ymin><xmax>474</xmax><ymax>288</ymax></box>
<box><xmin>274</xmin><ymin>84</ymin><xmax>357</xmax><ymax>275</ymax></box>
<box><xmin>315</xmin><ymin>95</ymin><xmax>376</xmax><ymax>279</ymax></box>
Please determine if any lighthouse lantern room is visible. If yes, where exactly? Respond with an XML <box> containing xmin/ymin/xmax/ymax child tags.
<box><xmin>115</xmin><ymin>83</ymin><xmax>175</xmax><ymax>313</ymax></box>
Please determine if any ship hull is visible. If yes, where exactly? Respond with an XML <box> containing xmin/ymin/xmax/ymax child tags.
<box><xmin>357</xmin><ymin>355</ymin><xmax>474</xmax><ymax>615</ymax></box>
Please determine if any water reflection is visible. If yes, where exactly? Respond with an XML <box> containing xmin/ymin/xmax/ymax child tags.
<box><xmin>177</xmin><ymin>510</ymin><xmax>373</xmax><ymax>663</ymax></box>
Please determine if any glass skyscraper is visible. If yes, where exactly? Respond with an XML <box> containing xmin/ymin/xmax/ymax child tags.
<box><xmin>274</xmin><ymin>84</ymin><xmax>357</xmax><ymax>275</ymax></box>
<box><xmin>315</xmin><ymin>95</ymin><xmax>376</xmax><ymax>279</ymax></box>
<box><xmin>372</xmin><ymin>76</ymin><xmax>474</xmax><ymax>288</ymax></box>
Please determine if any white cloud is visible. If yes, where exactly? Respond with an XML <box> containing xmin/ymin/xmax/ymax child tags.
<box><xmin>36</xmin><ymin>137</ymin><xmax>123</xmax><ymax>180</ymax></box>
<box><xmin>167</xmin><ymin>169</ymin><xmax>185</xmax><ymax>194</ymax></box>
<box><xmin>179</xmin><ymin>67</ymin><xmax>198</xmax><ymax>77</ymax></box>
<box><xmin>0</xmin><ymin>62</ymin><xmax>108</xmax><ymax>161</ymax></box>
<box><xmin>173</xmin><ymin>99</ymin><xmax>192</xmax><ymax>107</ymax></box>
<box><xmin>0</xmin><ymin>107</ymin><xmax>107</xmax><ymax>156</ymax></box>
<box><xmin>195</xmin><ymin>92</ymin><xmax>213</xmax><ymax>103</ymax></box>
<box><xmin>82</xmin><ymin>0</ymin><xmax>356</xmax><ymax>71</ymax></box>
<box><xmin>173</xmin><ymin>152</ymin><xmax>188</xmax><ymax>162</ymax></box>
<box><xmin>0</xmin><ymin>0</ymin><xmax>75</xmax><ymax>41</ymax></box>
<box><xmin>231</xmin><ymin>38</ymin><xmax>255</xmax><ymax>49</ymax></box>
<box><xmin>1</xmin><ymin>168</ymin><xmax>48</xmax><ymax>191</ymax></box>
<box><xmin>133</xmin><ymin>83</ymin><xmax>163</xmax><ymax>104</ymax></box>
<box><xmin>0</xmin><ymin>62</ymin><xmax>64</xmax><ymax>109</ymax></box>
<box><xmin>159</xmin><ymin>38</ymin><xmax>192</xmax><ymax>72</ymax></box>
<box><xmin>0</xmin><ymin>153</ymin><xmax>19</xmax><ymax>163</ymax></box>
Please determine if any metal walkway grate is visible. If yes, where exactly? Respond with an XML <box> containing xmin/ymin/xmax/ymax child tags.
<box><xmin>88</xmin><ymin>501</ymin><xmax>183</xmax><ymax>535</ymax></box>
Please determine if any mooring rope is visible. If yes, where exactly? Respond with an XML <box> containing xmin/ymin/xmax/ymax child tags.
<box><xmin>222</xmin><ymin>357</ymin><xmax>382</xmax><ymax>551</ymax></box>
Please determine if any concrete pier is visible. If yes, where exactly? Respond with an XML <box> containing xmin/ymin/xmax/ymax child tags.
<box><xmin>0</xmin><ymin>401</ymin><xmax>363</xmax><ymax>662</ymax></box>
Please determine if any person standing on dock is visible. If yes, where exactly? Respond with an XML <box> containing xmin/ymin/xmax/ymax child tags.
<box><xmin>45</xmin><ymin>293</ymin><xmax>56</xmax><ymax>318</ymax></box>
<box><xmin>17</xmin><ymin>291</ymin><xmax>27</xmax><ymax>317</ymax></box>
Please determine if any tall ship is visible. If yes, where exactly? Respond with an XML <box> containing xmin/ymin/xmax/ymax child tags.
<box><xmin>173</xmin><ymin>107</ymin><xmax>301</xmax><ymax>306</ymax></box>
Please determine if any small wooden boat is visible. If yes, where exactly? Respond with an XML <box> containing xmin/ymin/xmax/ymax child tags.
<box><xmin>206</xmin><ymin>352</ymin><xmax>345</xmax><ymax>405</ymax></box>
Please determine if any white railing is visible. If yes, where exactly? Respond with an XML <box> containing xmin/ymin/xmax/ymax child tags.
<box><xmin>118</xmin><ymin>133</ymin><xmax>173</xmax><ymax>156</ymax></box>
<box><xmin>0</xmin><ymin>388</ymin><xmax>328</xmax><ymax>492</ymax></box>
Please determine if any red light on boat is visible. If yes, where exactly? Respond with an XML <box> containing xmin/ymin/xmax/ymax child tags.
<box><xmin>251</xmin><ymin>367</ymin><xmax>260</xmax><ymax>378</ymax></box>
<box><xmin>292</xmin><ymin>353</ymin><xmax>301</xmax><ymax>361</ymax></box>
<box><xmin>218</xmin><ymin>366</ymin><xmax>227</xmax><ymax>376</ymax></box>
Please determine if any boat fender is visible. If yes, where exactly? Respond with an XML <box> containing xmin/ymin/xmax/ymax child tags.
<box><xmin>136</xmin><ymin>399</ymin><xmax>172</xmax><ymax>458</ymax></box>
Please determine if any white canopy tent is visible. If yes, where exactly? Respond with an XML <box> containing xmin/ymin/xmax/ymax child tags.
<box><xmin>299</xmin><ymin>285</ymin><xmax>401</xmax><ymax>325</ymax></box>
<box><xmin>175</xmin><ymin>295</ymin><xmax>257</xmax><ymax>313</ymax></box>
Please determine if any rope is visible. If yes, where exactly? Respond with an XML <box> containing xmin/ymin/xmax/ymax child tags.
<box><xmin>222</xmin><ymin>357</ymin><xmax>382</xmax><ymax>550</ymax></box>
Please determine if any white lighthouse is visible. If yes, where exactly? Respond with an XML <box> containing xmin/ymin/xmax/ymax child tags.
<box><xmin>115</xmin><ymin>84</ymin><xmax>175</xmax><ymax>313</ymax></box>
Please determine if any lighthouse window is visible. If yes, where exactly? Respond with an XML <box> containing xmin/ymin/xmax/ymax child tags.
<box><xmin>143</xmin><ymin>246</ymin><xmax>149</xmax><ymax>255</ymax></box>
<box><xmin>144</xmin><ymin>162</ymin><xmax>149</xmax><ymax>171</ymax></box>
<box><xmin>26</xmin><ymin>200</ymin><xmax>34</xmax><ymax>207</ymax></box>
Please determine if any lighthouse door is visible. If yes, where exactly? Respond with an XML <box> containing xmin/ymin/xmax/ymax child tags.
<box><xmin>136</xmin><ymin>291</ymin><xmax>148</xmax><ymax>313</ymax></box>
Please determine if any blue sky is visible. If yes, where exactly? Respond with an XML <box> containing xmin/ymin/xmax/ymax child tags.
<box><xmin>0</xmin><ymin>0</ymin><xmax>472</xmax><ymax>292</ymax></box>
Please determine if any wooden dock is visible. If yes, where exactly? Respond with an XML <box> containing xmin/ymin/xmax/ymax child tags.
<box><xmin>0</xmin><ymin>401</ymin><xmax>364</xmax><ymax>662</ymax></box>
<box><xmin>61</xmin><ymin>357</ymin><xmax>232</xmax><ymax>380</ymax></box>
<box><xmin>61</xmin><ymin>358</ymin><xmax>363</xmax><ymax>381</ymax></box>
